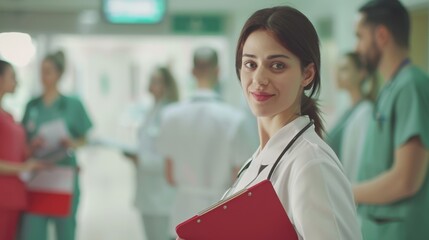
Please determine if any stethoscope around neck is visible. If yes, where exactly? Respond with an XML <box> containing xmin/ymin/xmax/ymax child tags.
<box><xmin>221</xmin><ymin>120</ymin><xmax>314</xmax><ymax>200</ymax></box>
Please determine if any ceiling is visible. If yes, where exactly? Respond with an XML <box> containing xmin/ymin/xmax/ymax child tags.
<box><xmin>0</xmin><ymin>0</ymin><xmax>303</xmax><ymax>13</ymax></box>
<box><xmin>0</xmin><ymin>0</ymin><xmax>313</xmax><ymax>35</ymax></box>
<box><xmin>0</xmin><ymin>0</ymin><xmax>426</xmax><ymax>36</ymax></box>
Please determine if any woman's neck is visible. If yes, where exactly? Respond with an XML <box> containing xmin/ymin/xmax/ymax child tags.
<box><xmin>258</xmin><ymin>111</ymin><xmax>300</xmax><ymax>150</ymax></box>
<box><xmin>43</xmin><ymin>88</ymin><xmax>60</xmax><ymax>106</ymax></box>
<box><xmin>348</xmin><ymin>88</ymin><xmax>363</xmax><ymax>106</ymax></box>
<box><xmin>154</xmin><ymin>95</ymin><xmax>165</xmax><ymax>104</ymax></box>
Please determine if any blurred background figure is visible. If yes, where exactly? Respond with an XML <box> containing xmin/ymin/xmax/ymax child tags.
<box><xmin>20</xmin><ymin>51</ymin><xmax>92</xmax><ymax>240</ymax></box>
<box><xmin>0</xmin><ymin>60</ymin><xmax>46</xmax><ymax>240</ymax></box>
<box><xmin>352</xmin><ymin>0</ymin><xmax>429</xmax><ymax>239</ymax></box>
<box><xmin>231</xmin><ymin>102</ymin><xmax>259</xmax><ymax>173</ymax></box>
<box><xmin>125</xmin><ymin>66</ymin><xmax>179</xmax><ymax>240</ymax></box>
<box><xmin>157</xmin><ymin>46</ymin><xmax>250</xmax><ymax>239</ymax></box>
<box><xmin>325</xmin><ymin>52</ymin><xmax>376</xmax><ymax>182</ymax></box>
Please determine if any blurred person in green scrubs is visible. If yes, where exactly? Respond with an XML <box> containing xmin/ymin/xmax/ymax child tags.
<box><xmin>353</xmin><ymin>0</ymin><xmax>429</xmax><ymax>239</ymax></box>
<box><xmin>19</xmin><ymin>51</ymin><xmax>92</xmax><ymax>240</ymax></box>
<box><xmin>326</xmin><ymin>52</ymin><xmax>377</xmax><ymax>182</ymax></box>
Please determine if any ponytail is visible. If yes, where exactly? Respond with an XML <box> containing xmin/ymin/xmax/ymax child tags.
<box><xmin>301</xmin><ymin>95</ymin><xmax>324</xmax><ymax>137</ymax></box>
<box><xmin>157</xmin><ymin>66</ymin><xmax>179</xmax><ymax>103</ymax></box>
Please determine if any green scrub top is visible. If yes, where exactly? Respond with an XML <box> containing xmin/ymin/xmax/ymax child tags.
<box><xmin>22</xmin><ymin>94</ymin><xmax>93</xmax><ymax>167</ymax></box>
<box><xmin>357</xmin><ymin>65</ymin><xmax>429</xmax><ymax>240</ymax></box>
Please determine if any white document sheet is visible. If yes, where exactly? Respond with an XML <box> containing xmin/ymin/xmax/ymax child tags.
<box><xmin>26</xmin><ymin>166</ymin><xmax>75</xmax><ymax>193</ymax></box>
<box><xmin>34</xmin><ymin>119</ymin><xmax>70</xmax><ymax>159</ymax></box>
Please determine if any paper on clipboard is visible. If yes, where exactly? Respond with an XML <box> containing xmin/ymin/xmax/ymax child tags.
<box><xmin>27</xmin><ymin>166</ymin><xmax>74</xmax><ymax>192</ymax></box>
<box><xmin>34</xmin><ymin>119</ymin><xmax>70</xmax><ymax>160</ymax></box>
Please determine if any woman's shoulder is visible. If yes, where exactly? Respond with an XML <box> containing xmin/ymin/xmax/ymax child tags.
<box><xmin>23</xmin><ymin>97</ymin><xmax>43</xmax><ymax>114</ymax></box>
<box><xmin>357</xmin><ymin>100</ymin><xmax>373</xmax><ymax>111</ymax></box>
<box><xmin>62</xmin><ymin>95</ymin><xmax>81</xmax><ymax>104</ymax></box>
<box><xmin>290</xmin><ymin>131</ymin><xmax>342</xmax><ymax>172</ymax></box>
<box><xmin>348</xmin><ymin>100</ymin><xmax>373</xmax><ymax>124</ymax></box>
<box><xmin>0</xmin><ymin>110</ymin><xmax>14</xmax><ymax>122</ymax></box>
<box><xmin>280</xmin><ymin>132</ymin><xmax>348</xmax><ymax>197</ymax></box>
<box><xmin>160</xmin><ymin>102</ymin><xmax>184</xmax><ymax>118</ymax></box>
<box><xmin>26</xmin><ymin>96</ymin><xmax>42</xmax><ymax>107</ymax></box>
<box><xmin>60</xmin><ymin>95</ymin><xmax>88</xmax><ymax>110</ymax></box>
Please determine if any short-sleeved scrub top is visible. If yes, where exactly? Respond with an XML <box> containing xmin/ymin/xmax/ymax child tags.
<box><xmin>357</xmin><ymin>64</ymin><xmax>429</xmax><ymax>240</ymax></box>
<box><xmin>22</xmin><ymin>95</ymin><xmax>92</xmax><ymax>167</ymax></box>
<box><xmin>0</xmin><ymin>111</ymin><xmax>27</xmax><ymax>210</ymax></box>
<box><xmin>20</xmin><ymin>95</ymin><xmax>92</xmax><ymax>240</ymax></box>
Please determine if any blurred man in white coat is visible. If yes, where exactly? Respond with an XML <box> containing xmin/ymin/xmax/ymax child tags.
<box><xmin>157</xmin><ymin>47</ymin><xmax>254</xmax><ymax>239</ymax></box>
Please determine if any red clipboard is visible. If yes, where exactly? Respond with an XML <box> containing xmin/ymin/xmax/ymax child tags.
<box><xmin>176</xmin><ymin>180</ymin><xmax>298</xmax><ymax>240</ymax></box>
<box><xmin>26</xmin><ymin>167</ymin><xmax>74</xmax><ymax>217</ymax></box>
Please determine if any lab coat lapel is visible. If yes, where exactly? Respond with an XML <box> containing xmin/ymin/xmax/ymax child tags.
<box><xmin>258</xmin><ymin>116</ymin><xmax>311</xmax><ymax>176</ymax></box>
<box><xmin>231</xmin><ymin>116</ymin><xmax>312</xmax><ymax>191</ymax></box>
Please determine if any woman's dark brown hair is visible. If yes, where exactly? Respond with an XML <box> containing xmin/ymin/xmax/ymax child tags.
<box><xmin>44</xmin><ymin>50</ymin><xmax>66</xmax><ymax>76</ymax></box>
<box><xmin>0</xmin><ymin>60</ymin><xmax>12</xmax><ymax>77</ymax></box>
<box><xmin>157</xmin><ymin>66</ymin><xmax>179</xmax><ymax>103</ymax></box>
<box><xmin>235</xmin><ymin>6</ymin><xmax>324</xmax><ymax>136</ymax></box>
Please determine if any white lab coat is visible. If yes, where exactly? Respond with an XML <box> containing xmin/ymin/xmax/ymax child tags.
<box><xmin>135</xmin><ymin>101</ymin><xmax>174</xmax><ymax>216</ymax></box>
<box><xmin>227</xmin><ymin>116</ymin><xmax>362</xmax><ymax>240</ymax></box>
<box><xmin>340</xmin><ymin>100</ymin><xmax>372</xmax><ymax>183</ymax></box>
<box><xmin>157</xmin><ymin>89</ymin><xmax>250</xmax><ymax>237</ymax></box>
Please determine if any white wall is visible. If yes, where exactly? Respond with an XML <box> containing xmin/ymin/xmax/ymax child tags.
<box><xmin>45</xmin><ymin>35</ymin><xmax>231</xmax><ymax>145</ymax></box>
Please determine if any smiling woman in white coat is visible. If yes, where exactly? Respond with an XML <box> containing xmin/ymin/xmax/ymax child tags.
<box><xmin>219</xmin><ymin>6</ymin><xmax>362</xmax><ymax>240</ymax></box>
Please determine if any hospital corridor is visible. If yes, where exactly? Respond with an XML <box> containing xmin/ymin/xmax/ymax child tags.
<box><xmin>1</xmin><ymin>0</ymin><xmax>428</xmax><ymax>239</ymax></box>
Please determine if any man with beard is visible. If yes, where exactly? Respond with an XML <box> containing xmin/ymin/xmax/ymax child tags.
<box><xmin>353</xmin><ymin>0</ymin><xmax>429</xmax><ymax>239</ymax></box>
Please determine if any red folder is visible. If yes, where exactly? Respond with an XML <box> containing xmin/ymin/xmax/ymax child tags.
<box><xmin>26</xmin><ymin>167</ymin><xmax>74</xmax><ymax>217</ymax></box>
<box><xmin>176</xmin><ymin>180</ymin><xmax>299</xmax><ymax>240</ymax></box>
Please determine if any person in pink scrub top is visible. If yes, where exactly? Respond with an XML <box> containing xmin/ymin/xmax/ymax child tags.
<box><xmin>0</xmin><ymin>60</ymin><xmax>46</xmax><ymax>240</ymax></box>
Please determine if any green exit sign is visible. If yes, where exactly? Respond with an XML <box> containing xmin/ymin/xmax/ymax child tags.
<box><xmin>172</xmin><ymin>15</ymin><xmax>225</xmax><ymax>34</ymax></box>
